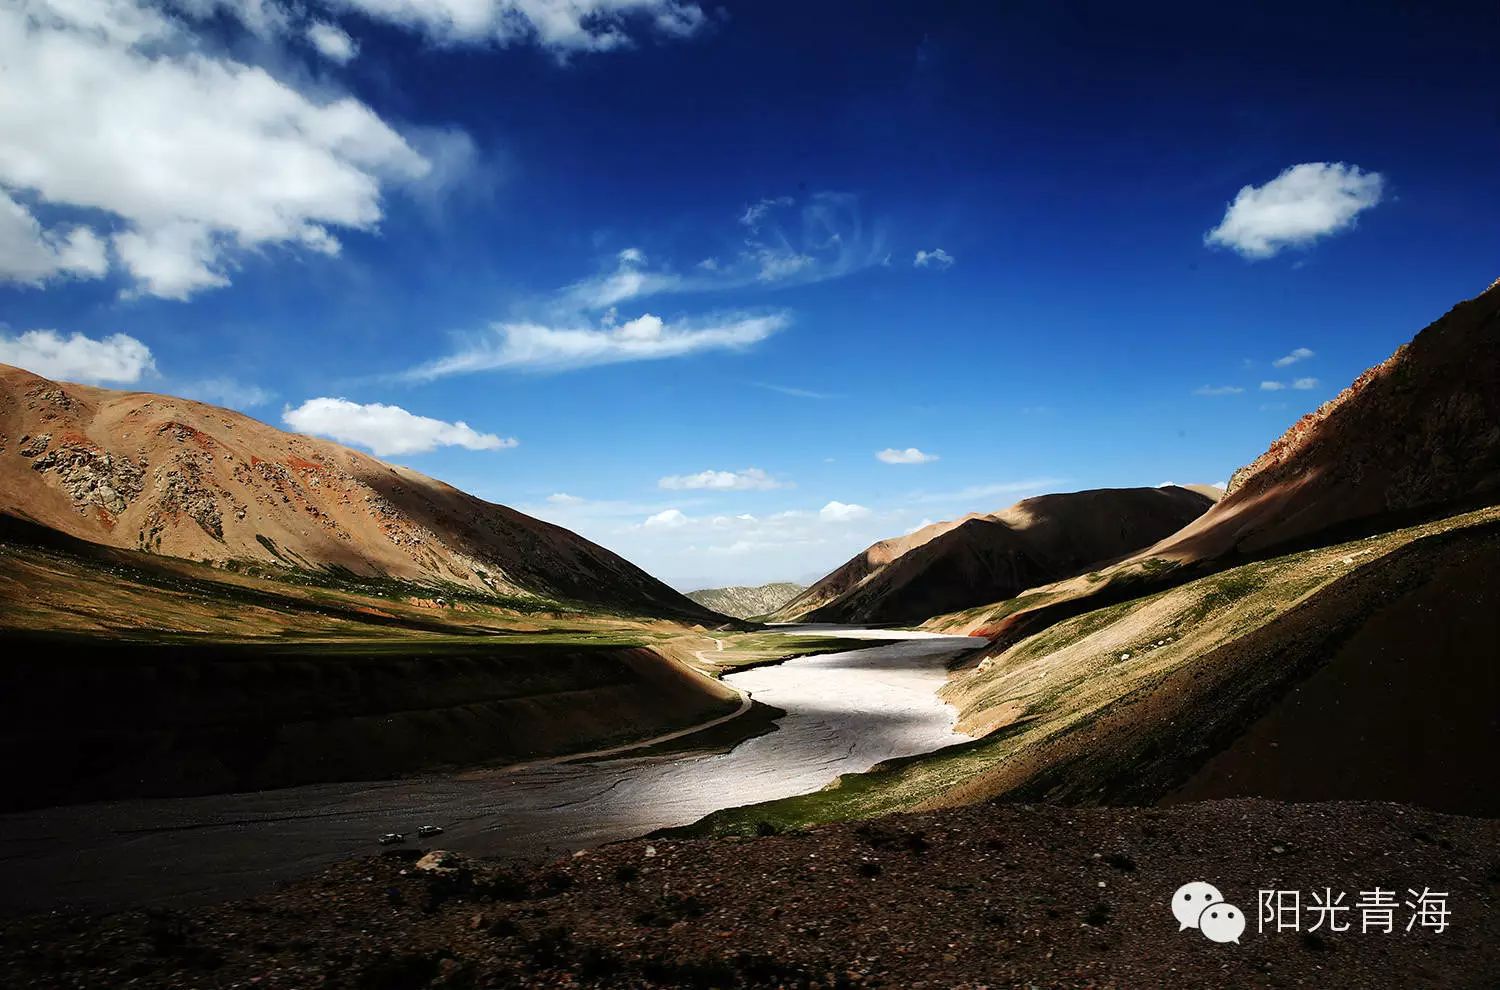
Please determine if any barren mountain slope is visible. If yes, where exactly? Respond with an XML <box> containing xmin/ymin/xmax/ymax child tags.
<box><xmin>1145</xmin><ymin>276</ymin><xmax>1500</xmax><ymax>564</ymax></box>
<box><xmin>0</xmin><ymin>366</ymin><xmax>715</xmax><ymax>620</ymax></box>
<box><xmin>686</xmin><ymin>582</ymin><xmax>804</xmax><ymax>619</ymax></box>
<box><xmin>930</xmin><ymin>278</ymin><xmax>1500</xmax><ymax>640</ymax></box>
<box><xmin>768</xmin><ymin>514</ymin><xmax>986</xmax><ymax>620</ymax></box>
<box><xmin>775</xmin><ymin>486</ymin><xmax>1215</xmax><ymax>625</ymax></box>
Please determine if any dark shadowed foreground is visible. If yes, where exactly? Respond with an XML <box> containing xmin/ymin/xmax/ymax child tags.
<box><xmin>6</xmin><ymin>799</ymin><xmax>1496</xmax><ymax>988</ymax></box>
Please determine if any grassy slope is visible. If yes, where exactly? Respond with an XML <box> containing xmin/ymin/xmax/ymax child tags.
<box><xmin>0</xmin><ymin>532</ymin><xmax>873</xmax><ymax>808</ymax></box>
<box><xmin>673</xmin><ymin>504</ymin><xmax>1500</xmax><ymax>836</ymax></box>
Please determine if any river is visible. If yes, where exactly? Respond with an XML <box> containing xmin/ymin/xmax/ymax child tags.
<box><xmin>0</xmin><ymin>628</ymin><xmax>981</xmax><ymax>913</ymax></box>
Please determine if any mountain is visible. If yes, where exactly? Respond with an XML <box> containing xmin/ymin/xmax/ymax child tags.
<box><xmin>931</xmin><ymin>278</ymin><xmax>1500</xmax><ymax>641</ymax></box>
<box><xmin>1144</xmin><ymin>276</ymin><xmax>1500</xmax><ymax>565</ymax></box>
<box><xmin>0</xmin><ymin>365</ymin><xmax>717</xmax><ymax>621</ymax></box>
<box><xmin>686</xmin><ymin>581</ymin><xmax>805</xmax><ymax>619</ymax></box>
<box><xmin>772</xmin><ymin>486</ymin><xmax>1217</xmax><ymax>625</ymax></box>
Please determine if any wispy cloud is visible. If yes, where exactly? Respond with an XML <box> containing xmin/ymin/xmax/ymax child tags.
<box><xmin>561</xmin><ymin>192</ymin><xmax>887</xmax><ymax>311</ymax></box>
<box><xmin>752</xmin><ymin>382</ymin><xmax>835</xmax><ymax>400</ymax></box>
<box><xmin>1205</xmin><ymin>162</ymin><xmax>1384</xmax><ymax>259</ymax></box>
<box><xmin>283</xmin><ymin>397</ymin><xmax>516</xmax><ymax>456</ymax></box>
<box><xmin>1193</xmin><ymin>384</ymin><xmax>1246</xmax><ymax>396</ymax></box>
<box><xmin>406</xmin><ymin>311</ymin><xmax>787</xmax><ymax>378</ymax></box>
<box><xmin>178</xmin><ymin>377</ymin><xmax>275</xmax><ymax>409</ymax></box>
<box><xmin>1261</xmin><ymin>377</ymin><xmax>1319</xmax><ymax>392</ymax></box>
<box><xmin>330</xmin><ymin>0</ymin><xmax>707</xmax><ymax>55</ymax></box>
<box><xmin>658</xmin><ymin>468</ymin><xmax>789</xmax><ymax>491</ymax></box>
<box><xmin>1272</xmin><ymin>346</ymin><xmax>1315</xmax><ymax>367</ymax></box>
<box><xmin>907</xmin><ymin>478</ymin><xmax>1065</xmax><ymax>507</ymax></box>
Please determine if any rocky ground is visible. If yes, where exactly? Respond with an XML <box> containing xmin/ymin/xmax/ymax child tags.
<box><xmin>4</xmin><ymin>799</ymin><xmax>1497</xmax><ymax>988</ymax></box>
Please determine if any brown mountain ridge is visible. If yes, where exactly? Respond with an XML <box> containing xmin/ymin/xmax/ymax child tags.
<box><xmin>0</xmin><ymin>365</ymin><xmax>718</xmax><ymax>621</ymax></box>
<box><xmin>772</xmin><ymin>485</ymin><xmax>1217</xmax><ymax>625</ymax></box>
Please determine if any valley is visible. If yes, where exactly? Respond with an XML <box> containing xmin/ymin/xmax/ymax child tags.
<box><xmin>0</xmin><ymin>628</ymin><xmax>978</xmax><ymax>913</ymax></box>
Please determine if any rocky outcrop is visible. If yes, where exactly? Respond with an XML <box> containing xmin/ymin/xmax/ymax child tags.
<box><xmin>685</xmin><ymin>582</ymin><xmax>804</xmax><ymax>619</ymax></box>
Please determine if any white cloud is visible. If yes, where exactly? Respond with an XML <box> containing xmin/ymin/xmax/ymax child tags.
<box><xmin>307</xmin><ymin>20</ymin><xmax>359</xmax><ymax>62</ymax></box>
<box><xmin>1292</xmin><ymin>377</ymin><xmax>1319</xmax><ymax>390</ymax></box>
<box><xmin>1194</xmin><ymin>384</ymin><xmax>1245</xmax><ymax>396</ymax></box>
<box><xmin>904</xmin><ymin>518</ymin><xmax>936</xmax><ymax>534</ymax></box>
<box><xmin>0</xmin><ymin>329</ymin><xmax>155</xmax><ymax>384</ymax></box>
<box><xmin>562</xmin><ymin>248</ymin><xmax>685</xmax><ymax>310</ymax></box>
<box><xmin>752</xmin><ymin>382</ymin><xmax>833</xmax><ymax>400</ymax></box>
<box><xmin>877</xmin><ymin>447</ymin><xmax>940</xmax><ymax>465</ymax></box>
<box><xmin>913</xmin><ymin>247</ymin><xmax>954</xmax><ymax>269</ymax></box>
<box><xmin>643</xmin><ymin>508</ymin><xmax>689</xmax><ymax>528</ymax></box>
<box><xmin>739</xmin><ymin>196</ymin><xmax>793</xmax><ymax>231</ymax></box>
<box><xmin>1260</xmin><ymin>380</ymin><xmax>1286</xmax><ymax>391</ymax></box>
<box><xmin>178</xmin><ymin>377</ymin><xmax>275</xmax><ymax>408</ymax></box>
<box><xmin>1205</xmin><ymin>162</ymin><xmax>1384</xmax><ymax>259</ymax></box>
<box><xmin>546</xmin><ymin>492</ymin><xmax>585</xmax><ymax>505</ymax></box>
<box><xmin>282</xmin><ymin>397</ymin><xmax>516</xmax><ymax>456</ymax></box>
<box><xmin>562</xmin><ymin>192</ymin><xmax>886</xmax><ymax>311</ymax></box>
<box><xmin>407</xmin><ymin>311</ymin><xmax>787</xmax><ymax>377</ymax></box>
<box><xmin>819</xmin><ymin>500</ymin><xmax>870</xmax><ymax>522</ymax></box>
<box><xmin>1272</xmin><ymin>346</ymin><xmax>1315</xmax><ymax>367</ymax></box>
<box><xmin>0</xmin><ymin>1</ymin><xmax>431</xmax><ymax>299</ymax></box>
<box><xmin>0</xmin><ymin>190</ymin><xmax>108</xmax><ymax>286</ymax></box>
<box><xmin>658</xmin><ymin>468</ymin><xmax>788</xmax><ymax>491</ymax></box>
<box><xmin>329</xmin><ymin>0</ymin><xmax>706</xmax><ymax>53</ymax></box>
<box><xmin>907</xmin><ymin>477</ymin><xmax>1064</xmax><ymax>506</ymax></box>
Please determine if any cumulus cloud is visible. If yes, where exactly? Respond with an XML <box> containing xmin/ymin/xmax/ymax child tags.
<box><xmin>0</xmin><ymin>1</ymin><xmax>431</xmax><ymax>299</ymax></box>
<box><xmin>178</xmin><ymin>377</ymin><xmax>275</xmax><ymax>409</ymax></box>
<box><xmin>1193</xmin><ymin>384</ymin><xmax>1245</xmax><ymax>396</ymax></box>
<box><xmin>1260</xmin><ymin>380</ymin><xmax>1286</xmax><ymax>391</ymax></box>
<box><xmin>1292</xmin><ymin>377</ymin><xmax>1319</xmax><ymax>390</ymax></box>
<box><xmin>819</xmin><ymin>500</ymin><xmax>870</xmax><ymax>522</ymax></box>
<box><xmin>407</xmin><ymin>311</ymin><xmax>787</xmax><ymax>377</ymax></box>
<box><xmin>0</xmin><ymin>191</ymin><xmax>109</xmax><ymax>286</ymax></box>
<box><xmin>546</xmin><ymin>492</ymin><xmax>586</xmax><ymax>505</ymax></box>
<box><xmin>643</xmin><ymin>508</ymin><xmax>689</xmax><ymax>528</ymax></box>
<box><xmin>913</xmin><ymin>247</ymin><xmax>954</xmax><ymax>269</ymax></box>
<box><xmin>282</xmin><ymin>397</ymin><xmax>516</xmax><ymax>456</ymax></box>
<box><xmin>328</xmin><ymin>0</ymin><xmax>706</xmax><ymax>53</ymax></box>
<box><xmin>1205</xmin><ymin>162</ymin><xmax>1384</xmax><ymax>259</ymax></box>
<box><xmin>307</xmin><ymin>20</ymin><xmax>358</xmax><ymax>62</ymax></box>
<box><xmin>658</xmin><ymin>468</ymin><xmax>788</xmax><ymax>491</ymax></box>
<box><xmin>877</xmin><ymin>447</ymin><xmax>939</xmax><ymax>465</ymax></box>
<box><xmin>0</xmin><ymin>329</ymin><xmax>155</xmax><ymax>384</ymax></box>
<box><xmin>1272</xmin><ymin>346</ymin><xmax>1315</xmax><ymax>368</ymax></box>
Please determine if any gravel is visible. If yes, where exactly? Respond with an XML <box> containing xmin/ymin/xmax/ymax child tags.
<box><xmin>4</xmin><ymin>798</ymin><xmax>1497</xmax><ymax>988</ymax></box>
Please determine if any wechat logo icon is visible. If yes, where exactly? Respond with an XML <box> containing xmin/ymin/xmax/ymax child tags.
<box><xmin>1173</xmin><ymin>881</ymin><xmax>1246</xmax><ymax>944</ymax></box>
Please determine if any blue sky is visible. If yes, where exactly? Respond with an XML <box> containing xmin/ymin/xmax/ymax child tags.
<box><xmin>2</xmin><ymin>1</ymin><xmax>1497</xmax><ymax>588</ymax></box>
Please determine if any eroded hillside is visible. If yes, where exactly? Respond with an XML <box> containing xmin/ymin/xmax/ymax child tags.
<box><xmin>0</xmin><ymin>366</ymin><xmax>713</xmax><ymax>620</ymax></box>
